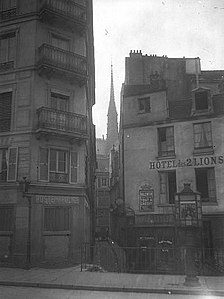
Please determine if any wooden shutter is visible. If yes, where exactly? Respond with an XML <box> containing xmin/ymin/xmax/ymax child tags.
<box><xmin>40</xmin><ymin>148</ymin><xmax>49</xmax><ymax>181</ymax></box>
<box><xmin>159</xmin><ymin>172</ymin><xmax>167</xmax><ymax>204</ymax></box>
<box><xmin>7</xmin><ymin>147</ymin><xmax>18</xmax><ymax>181</ymax></box>
<box><xmin>207</xmin><ymin>168</ymin><xmax>216</xmax><ymax>201</ymax></box>
<box><xmin>70</xmin><ymin>151</ymin><xmax>78</xmax><ymax>183</ymax></box>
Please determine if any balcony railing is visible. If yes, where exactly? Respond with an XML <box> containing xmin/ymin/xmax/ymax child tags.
<box><xmin>36</xmin><ymin>107</ymin><xmax>87</xmax><ymax>137</ymax></box>
<box><xmin>39</xmin><ymin>0</ymin><xmax>86</xmax><ymax>30</ymax></box>
<box><xmin>0</xmin><ymin>8</ymin><xmax>16</xmax><ymax>21</ymax></box>
<box><xmin>38</xmin><ymin>44</ymin><xmax>87</xmax><ymax>81</ymax></box>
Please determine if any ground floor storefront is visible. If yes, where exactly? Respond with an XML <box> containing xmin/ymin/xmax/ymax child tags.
<box><xmin>0</xmin><ymin>186</ymin><xmax>91</xmax><ymax>268</ymax></box>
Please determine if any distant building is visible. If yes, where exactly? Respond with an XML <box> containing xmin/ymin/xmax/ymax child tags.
<box><xmin>95</xmin><ymin>64</ymin><xmax>119</xmax><ymax>237</ymax></box>
<box><xmin>117</xmin><ymin>51</ymin><xmax>224</xmax><ymax>272</ymax></box>
<box><xmin>0</xmin><ymin>0</ymin><xmax>95</xmax><ymax>267</ymax></box>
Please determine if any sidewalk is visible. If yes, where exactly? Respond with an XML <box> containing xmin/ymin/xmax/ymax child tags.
<box><xmin>0</xmin><ymin>266</ymin><xmax>224</xmax><ymax>296</ymax></box>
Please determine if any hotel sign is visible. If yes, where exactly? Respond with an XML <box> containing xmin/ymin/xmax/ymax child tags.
<box><xmin>149</xmin><ymin>155</ymin><xmax>224</xmax><ymax>170</ymax></box>
<box><xmin>35</xmin><ymin>195</ymin><xmax>80</xmax><ymax>205</ymax></box>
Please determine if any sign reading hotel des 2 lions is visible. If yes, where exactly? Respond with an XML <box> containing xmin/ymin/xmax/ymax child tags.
<box><xmin>149</xmin><ymin>155</ymin><xmax>224</xmax><ymax>170</ymax></box>
<box><xmin>139</xmin><ymin>184</ymin><xmax>154</xmax><ymax>212</ymax></box>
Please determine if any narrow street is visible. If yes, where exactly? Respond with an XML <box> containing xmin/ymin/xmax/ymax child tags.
<box><xmin>0</xmin><ymin>286</ymin><xmax>222</xmax><ymax>299</ymax></box>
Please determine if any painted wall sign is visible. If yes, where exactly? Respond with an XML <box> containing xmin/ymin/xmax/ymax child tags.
<box><xmin>149</xmin><ymin>155</ymin><xmax>224</xmax><ymax>170</ymax></box>
<box><xmin>136</xmin><ymin>213</ymin><xmax>174</xmax><ymax>226</ymax></box>
<box><xmin>139</xmin><ymin>184</ymin><xmax>154</xmax><ymax>212</ymax></box>
<box><xmin>35</xmin><ymin>195</ymin><xmax>79</xmax><ymax>205</ymax></box>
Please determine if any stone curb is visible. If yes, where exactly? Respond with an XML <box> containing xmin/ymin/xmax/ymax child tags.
<box><xmin>0</xmin><ymin>281</ymin><xmax>224</xmax><ymax>297</ymax></box>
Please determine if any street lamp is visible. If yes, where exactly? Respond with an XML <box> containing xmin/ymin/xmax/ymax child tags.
<box><xmin>175</xmin><ymin>183</ymin><xmax>202</xmax><ymax>287</ymax></box>
<box><xmin>19</xmin><ymin>177</ymin><xmax>31</xmax><ymax>270</ymax></box>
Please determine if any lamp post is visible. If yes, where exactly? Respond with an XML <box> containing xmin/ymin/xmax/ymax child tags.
<box><xmin>175</xmin><ymin>183</ymin><xmax>202</xmax><ymax>287</ymax></box>
<box><xmin>19</xmin><ymin>177</ymin><xmax>31</xmax><ymax>270</ymax></box>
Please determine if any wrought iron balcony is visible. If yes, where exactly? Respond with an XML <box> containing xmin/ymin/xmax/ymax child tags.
<box><xmin>37</xmin><ymin>44</ymin><xmax>87</xmax><ymax>84</ymax></box>
<box><xmin>0</xmin><ymin>8</ymin><xmax>16</xmax><ymax>21</ymax></box>
<box><xmin>36</xmin><ymin>107</ymin><xmax>88</xmax><ymax>141</ymax></box>
<box><xmin>39</xmin><ymin>0</ymin><xmax>86</xmax><ymax>33</ymax></box>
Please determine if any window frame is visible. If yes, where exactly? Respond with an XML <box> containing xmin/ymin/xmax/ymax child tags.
<box><xmin>159</xmin><ymin>170</ymin><xmax>177</xmax><ymax>205</ymax></box>
<box><xmin>138</xmin><ymin>96</ymin><xmax>151</xmax><ymax>113</ymax></box>
<box><xmin>0</xmin><ymin>32</ymin><xmax>16</xmax><ymax>66</ymax></box>
<box><xmin>193</xmin><ymin>121</ymin><xmax>213</xmax><ymax>151</ymax></box>
<box><xmin>195</xmin><ymin>167</ymin><xmax>216</xmax><ymax>202</ymax></box>
<box><xmin>158</xmin><ymin>126</ymin><xmax>175</xmax><ymax>157</ymax></box>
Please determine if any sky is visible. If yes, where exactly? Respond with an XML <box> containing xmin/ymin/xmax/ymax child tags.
<box><xmin>92</xmin><ymin>0</ymin><xmax>224</xmax><ymax>138</ymax></box>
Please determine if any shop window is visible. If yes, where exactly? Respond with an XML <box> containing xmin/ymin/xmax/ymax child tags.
<box><xmin>159</xmin><ymin>171</ymin><xmax>176</xmax><ymax>204</ymax></box>
<box><xmin>138</xmin><ymin>96</ymin><xmax>150</xmax><ymax>113</ymax></box>
<box><xmin>39</xmin><ymin>148</ymin><xmax>78</xmax><ymax>184</ymax></box>
<box><xmin>44</xmin><ymin>207</ymin><xmax>70</xmax><ymax>231</ymax></box>
<box><xmin>193</xmin><ymin>122</ymin><xmax>212</xmax><ymax>150</ymax></box>
<box><xmin>195</xmin><ymin>91</ymin><xmax>208</xmax><ymax>110</ymax></box>
<box><xmin>0</xmin><ymin>33</ymin><xmax>16</xmax><ymax>69</ymax></box>
<box><xmin>195</xmin><ymin>168</ymin><xmax>216</xmax><ymax>202</ymax></box>
<box><xmin>158</xmin><ymin>126</ymin><xmax>175</xmax><ymax>157</ymax></box>
<box><xmin>0</xmin><ymin>147</ymin><xmax>18</xmax><ymax>182</ymax></box>
<box><xmin>0</xmin><ymin>206</ymin><xmax>13</xmax><ymax>231</ymax></box>
<box><xmin>0</xmin><ymin>92</ymin><xmax>12</xmax><ymax>132</ymax></box>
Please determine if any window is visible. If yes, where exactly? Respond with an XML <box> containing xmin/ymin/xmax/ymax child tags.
<box><xmin>50</xmin><ymin>92</ymin><xmax>69</xmax><ymax>111</ymax></box>
<box><xmin>0</xmin><ymin>147</ymin><xmax>18</xmax><ymax>182</ymax></box>
<box><xmin>159</xmin><ymin>171</ymin><xmax>176</xmax><ymax>204</ymax></box>
<box><xmin>39</xmin><ymin>148</ymin><xmax>78</xmax><ymax>184</ymax></box>
<box><xmin>0</xmin><ymin>206</ymin><xmax>13</xmax><ymax>231</ymax></box>
<box><xmin>138</xmin><ymin>97</ymin><xmax>150</xmax><ymax>113</ymax></box>
<box><xmin>195</xmin><ymin>91</ymin><xmax>208</xmax><ymax>110</ymax></box>
<box><xmin>0</xmin><ymin>92</ymin><xmax>12</xmax><ymax>132</ymax></box>
<box><xmin>101</xmin><ymin>178</ymin><xmax>107</xmax><ymax>187</ymax></box>
<box><xmin>0</xmin><ymin>33</ymin><xmax>15</xmax><ymax>66</ymax></box>
<box><xmin>44</xmin><ymin>207</ymin><xmax>70</xmax><ymax>231</ymax></box>
<box><xmin>195</xmin><ymin>168</ymin><xmax>216</xmax><ymax>202</ymax></box>
<box><xmin>158</xmin><ymin>126</ymin><xmax>175</xmax><ymax>157</ymax></box>
<box><xmin>193</xmin><ymin>122</ymin><xmax>212</xmax><ymax>150</ymax></box>
<box><xmin>51</xmin><ymin>34</ymin><xmax>69</xmax><ymax>51</ymax></box>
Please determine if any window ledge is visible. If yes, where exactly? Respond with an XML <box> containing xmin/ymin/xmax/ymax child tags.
<box><xmin>156</xmin><ymin>154</ymin><xmax>176</xmax><ymax>160</ymax></box>
<box><xmin>43</xmin><ymin>231</ymin><xmax>71</xmax><ymax>236</ymax></box>
<box><xmin>193</xmin><ymin>148</ymin><xmax>214</xmax><ymax>156</ymax></box>
<box><xmin>157</xmin><ymin>204</ymin><xmax>174</xmax><ymax>207</ymax></box>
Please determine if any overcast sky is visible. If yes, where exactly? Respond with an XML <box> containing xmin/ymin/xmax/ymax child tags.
<box><xmin>92</xmin><ymin>0</ymin><xmax>224</xmax><ymax>138</ymax></box>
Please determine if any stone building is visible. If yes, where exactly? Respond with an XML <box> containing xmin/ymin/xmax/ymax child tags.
<box><xmin>0</xmin><ymin>0</ymin><xmax>95</xmax><ymax>267</ymax></box>
<box><xmin>118</xmin><ymin>51</ymin><xmax>224</xmax><ymax>271</ymax></box>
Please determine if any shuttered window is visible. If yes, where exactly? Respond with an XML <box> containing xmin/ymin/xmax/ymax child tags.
<box><xmin>70</xmin><ymin>151</ymin><xmax>78</xmax><ymax>183</ymax></box>
<box><xmin>193</xmin><ymin>122</ymin><xmax>212</xmax><ymax>149</ymax></box>
<box><xmin>7</xmin><ymin>147</ymin><xmax>18</xmax><ymax>181</ymax></box>
<box><xmin>0</xmin><ymin>92</ymin><xmax>12</xmax><ymax>132</ymax></box>
<box><xmin>44</xmin><ymin>207</ymin><xmax>70</xmax><ymax>231</ymax></box>
<box><xmin>0</xmin><ymin>33</ymin><xmax>16</xmax><ymax>63</ymax></box>
<box><xmin>40</xmin><ymin>148</ymin><xmax>49</xmax><ymax>181</ymax></box>
<box><xmin>39</xmin><ymin>148</ymin><xmax>78</xmax><ymax>184</ymax></box>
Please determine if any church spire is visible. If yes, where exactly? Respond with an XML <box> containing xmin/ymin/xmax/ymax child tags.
<box><xmin>106</xmin><ymin>63</ymin><xmax>118</xmax><ymax>153</ymax></box>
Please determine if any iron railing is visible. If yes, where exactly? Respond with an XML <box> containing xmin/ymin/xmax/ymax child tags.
<box><xmin>38</xmin><ymin>44</ymin><xmax>87</xmax><ymax>76</ymax></box>
<box><xmin>37</xmin><ymin>107</ymin><xmax>87</xmax><ymax>136</ymax></box>
<box><xmin>40</xmin><ymin>0</ymin><xmax>86</xmax><ymax>22</ymax></box>
<box><xmin>81</xmin><ymin>241</ymin><xmax>224</xmax><ymax>276</ymax></box>
<box><xmin>0</xmin><ymin>8</ymin><xmax>16</xmax><ymax>20</ymax></box>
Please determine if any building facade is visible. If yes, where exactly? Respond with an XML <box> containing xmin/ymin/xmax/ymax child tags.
<box><xmin>118</xmin><ymin>51</ymin><xmax>224</xmax><ymax>272</ymax></box>
<box><xmin>0</xmin><ymin>0</ymin><xmax>95</xmax><ymax>267</ymax></box>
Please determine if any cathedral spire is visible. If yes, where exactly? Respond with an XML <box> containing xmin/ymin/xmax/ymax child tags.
<box><xmin>106</xmin><ymin>63</ymin><xmax>118</xmax><ymax>153</ymax></box>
